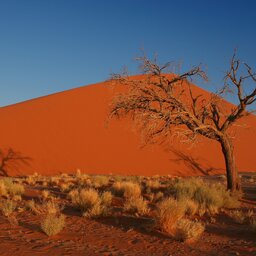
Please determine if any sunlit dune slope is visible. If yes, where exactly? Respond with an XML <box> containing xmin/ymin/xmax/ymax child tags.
<box><xmin>0</xmin><ymin>75</ymin><xmax>255</xmax><ymax>176</ymax></box>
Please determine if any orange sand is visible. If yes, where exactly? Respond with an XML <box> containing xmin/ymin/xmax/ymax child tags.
<box><xmin>0</xmin><ymin>76</ymin><xmax>255</xmax><ymax>176</ymax></box>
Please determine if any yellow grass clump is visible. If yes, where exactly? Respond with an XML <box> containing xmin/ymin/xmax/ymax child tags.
<box><xmin>69</xmin><ymin>188</ymin><xmax>112</xmax><ymax>218</ymax></box>
<box><xmin>175</xmin><ymin>219</ymin><xmax>205</xmax><ymax>242</ymax></box>
<box><xmin>124</xmin><ymin>196</ymin><xmax>149</xmax><ymax>216</ymax></box>
<box><xmin>41</xmin><ymin>214</ymin><xmax>65</xmax><ymax>236</ymax></box>
<box><xmin>156</xmin><ymin>198</ymin><xmax>185</xmax><ymax>236</ymax></box>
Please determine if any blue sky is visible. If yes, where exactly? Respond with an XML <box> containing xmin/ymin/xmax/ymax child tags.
<box><xmin>0</xmin><ymin>0</ymin><xmax>255</xmax><ymax>107</ymax></box>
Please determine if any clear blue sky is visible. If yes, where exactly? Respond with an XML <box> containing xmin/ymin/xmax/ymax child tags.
<box><xmin>0</xmin><ymin>0</ymin><xmax>255</xmax><ymax>107</ymax></box>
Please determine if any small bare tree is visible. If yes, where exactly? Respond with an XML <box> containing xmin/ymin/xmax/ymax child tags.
<box><xmin>110</xmin><ymin>51</ymin><xmax>256</xmax><ymax>191</ymax></box>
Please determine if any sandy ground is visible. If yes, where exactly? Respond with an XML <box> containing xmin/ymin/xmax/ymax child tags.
<box><xmin>0</xmin><ymin>175</ymin><xmax>255</xmax><ymax>256</ymax></box>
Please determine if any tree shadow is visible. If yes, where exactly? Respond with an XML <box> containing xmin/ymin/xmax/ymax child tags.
<box><xmin>206</xmin><ymin>224</ymin><xmax>256</xmax><ymax>242</ymax></box>
<box><xmin>169</xmin><ymin>148</ymin><xmax>221</xmax><ymax>176</ymax></box>
<box><xmin>19</xmin><ymin>220</ymin><xmax>41</xmax><ymax>233</ymax></box>
<box><xmin>0</xmin><ymin>148</ymin><xmax>32</xmax><ymax>176</ymax></box>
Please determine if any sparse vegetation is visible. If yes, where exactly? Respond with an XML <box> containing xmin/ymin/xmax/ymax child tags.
<box><xmin>156</xmin><ymin>198</ymin><xmax>185</xmax><ymax>236</ymax></box>
<box><xmin>124</xmin><ymin>196</ymin><xmax>149</xmax><ymax>216</ymax></box>
<box><xmin>43</xmin><ymin>200</ymin><xmax>61</xmax><ymax>215</ymax></box>
<box><xmin>41</xmin><ymin>214</ymin><xmax>65</xmax><ymax>236</ymax></box>
<box><xmin>69</xmin><ymin>188</ymin><xmax>112</xmax><ymax>218</ymax></box>
<box><xmin>41</xmin><ymin>190</ymin><xmax>50</xmax><ymax>201</ymax></box>
<box><xmin>0</xmin><ymin>173</ymin><xmax>253</xmax><ymax>250</ymax></box>
<box><xmin>91</xmin><ymin>175</ymin><xmax>109</xmax><ymax>188</ymax></box>
<box><xmin>229</xmin><ymin>209</ymin><xmax>254</xmax><ymax>224</ymax></box>
<box><xmin>0</xmin><ymin>178</ymin><xmax>25</xmax><ymax>197</ymax></box>
<box><xmin>112</xmin><ymin>181</ymin><xmax>141</xmax><ymax>199</ymax></box>
<box><xmin>170</xmin><ymin>178</ymin><xmax>240</xmax><ymax>215</ymax></box>
<box><xmin>0</xmin><ymin>199</ymin><xmax>16</xmax><ymax>216</ymax></box>
<box><xmin>175</xmin><ymin>219</ymin><xmax>205</xmax><ymax>242</ymax></box>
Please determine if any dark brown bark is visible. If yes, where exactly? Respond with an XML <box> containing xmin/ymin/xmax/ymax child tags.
<box><xmin>219</xmin><ymin>136</ymin><xmax>240</xmax><ymax>191</ymax></box>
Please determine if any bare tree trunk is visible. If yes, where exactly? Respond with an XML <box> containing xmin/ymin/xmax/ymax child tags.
<box><xmin>219</xmin><ymin>136</ymin><xmax>240</xmax><ymax>191</ymax></box>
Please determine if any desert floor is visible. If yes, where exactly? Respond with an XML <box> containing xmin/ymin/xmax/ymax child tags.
<box><xmin>0</xmin><ymin>173</ymin><xmax>255</xmax><ymax>256</ymax></box>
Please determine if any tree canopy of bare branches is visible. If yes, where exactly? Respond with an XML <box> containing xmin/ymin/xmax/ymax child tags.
<box><xmin>110</xmin><ymin>51</ymin><xmax>256</xmax><ymax>191</ymax></box>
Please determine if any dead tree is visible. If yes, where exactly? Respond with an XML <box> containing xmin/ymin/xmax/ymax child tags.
<box><xmin>110</xmin><ymin>51</ymin><xmax>256</xmax><ymax>191</ymax></box>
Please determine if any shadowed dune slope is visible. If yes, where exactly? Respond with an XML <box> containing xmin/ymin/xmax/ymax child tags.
<box><xmin>0</xmin><ymin>76</ymin><xmax>255</xmax><ymax>176</ymax></box>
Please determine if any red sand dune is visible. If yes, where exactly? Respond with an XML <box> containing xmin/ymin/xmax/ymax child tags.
<box><xmin>0</xmin><ymin>76</ymin><xmax>255</xmax><ymax>176</ymax></box>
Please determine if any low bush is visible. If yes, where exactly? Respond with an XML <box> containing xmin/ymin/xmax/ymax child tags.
<box><xmin>181</xmin><ymin>199</ymin><xmax>198</xmax><ymax>216</ymax></box>
<box><xmin>0</xmin><ymin>178</ymin><xmax>24</xmax><ymax>197</ymax></box>
<box><xmin>91</xmin><ymin>175</ymin><xmax>109</xmax><ymax>188</ymax></box>
<box><xmin>43</xmin><ymin>200</ymin><xmax>61</xmax><ymax>215</ymax></box>
<box><xmin>170</xmin><ymin>178</ymin><xmax>240</xmax><ymax>215</ymax></box>
<box><xmin>0</xmin><ymin>199</ymin><xmax>16</xmax><ymax>216</ymax></box>
<box><xmin>144</xmin><ymin>180</ymin><xmax>161</xmax><ymax>190</ymax></box>
<box><xmin>175</xmin><ymin>219</ymin><xmax>205</xmax><ymax>242</ymax></box>
<box><xmin>41</xmin><ymin>214</ymin><xmax>65</xmax><ymax>236</ymax></box>
<box><xmin>69</xmin><ymin>188</ymin><xmax>112</xmax><ymax>218</ymax></box>
<box><xmin>112</xmin><ymin>181</ymin><xmax>141</xmax><ymax>199</ymax></box>
<box><xmin>153</xmin><ymin>191</ymin><xmax>164</xmax><ymax>202</ymax></box>
<box><xmin>229</xmin><ymin>209</ymin><xmax>254</xmax><ymax>224</ymax></box>
<box><xmin>41</xmin><ymin>190</ymin><xmax>50</xmax><ymax>201</ymax></box>
<box><xmin>0</xmin><ymin>181</ymin><xmax>7</xmax><ymax>197</ymax></box>
<box><xmin>26</xmin><ymin>200</ymin><xmax>42</xmax><ymax>214</ymax></box>
<box><xmin>124</xmin><ymin>196</ymin><xmax>149</xmax><ymax>216</ymax></box>
<box><xmin>156</xmin><ymin>198</ymin><xmax>185</xmax><ymax>235</ymax></box>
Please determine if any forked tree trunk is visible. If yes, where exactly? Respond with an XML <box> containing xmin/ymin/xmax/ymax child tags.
<box><xmin>219</xmin><ymin>135</ymin><xmax>240</xmax><ymax>191</ymax></box>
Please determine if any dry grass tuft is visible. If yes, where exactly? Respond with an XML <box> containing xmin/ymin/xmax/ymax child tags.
<box><xmin>0</xmin><ymin>199</ymin><xmax>16</xmax><ymax>216</ymax></box>
<box><xmin>156</xmin><ymin>198</ymin><xmax>185</xmax><ymax>235</ymax></box>
<box><xmin>43</xmin><ymin>200</ymin><xmax>61</xmax><ymax>215</ymax></box>
<box><xmin>0</xmin><ymin>181</ymin><xmax>7</xmax><ymax>197</ymax></box>
<box><xmin>69</xmin><ymin>188</ymin><xmax>112</xmax><ymax>218</ymax></box>
<box><xmin>171</xmin><ymin>178</ymin><xmax>240</xmax><ymax>215</ymax></box>
<box><xmin>124</xmin><ymin>196</ymin><xmax>149</xmax><ymax>216</ymax></box>
<box><xmin>182</xmin><ymin>199</ymin><xmax>199</xmax><ymax>216</ymax></box>
<box><xmin>41</xmin><ymin>214</ymin><xmax>65</xmax><ymax>236</ymax></box>
<box><xmin>0</xmin><ymin>178</ymin><xmax>24</xmax><ymax>198</ymax></box>
<box><xmin>175</xmin><ymin>219</ymin><xmax>205</xmax><ymax>242</ymax></box>
<box><xmin>229</xmin><ymin>209</ymin><xmax>254</xmax><ymax>224</ymax></box>
<box><xmin>91</xmin><ymin>175</ymin><xmax>109</xmax><ymax>188</ymax></box>
<box><xmin>26</xmin><ymin>200</ymin><xmax>42</xmax><ymax>214</ymax></box>
<box><xmin>112</xmin><ymin>181</ymin><xmax>141</xmax><ymax>199</ymax></box>
<box><xmin>144</xmin><ymin>179</ymin><xmax>161</xmax><ymax>190</ymax></box>
<box><xmin>41</xmin><ymin>190</ymin><xmax>50</xmax><ymax>201</ymax></box>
